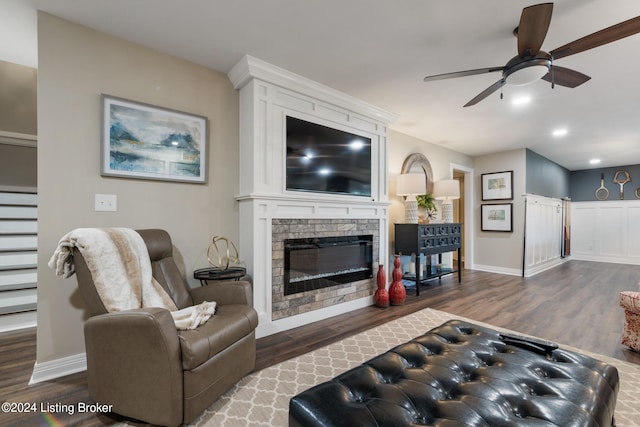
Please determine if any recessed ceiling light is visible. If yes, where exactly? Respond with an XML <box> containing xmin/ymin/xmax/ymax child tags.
<box><xmin>512</xmin><ymin>96</ymin><xmax>531</xmax><ymax>106</ymax></box>
<box><xmin>589</xmin><ymin>158</ymin><xmax>601</xmax><ymax>165</ymax></box>
<box><xmin>552</xmin><ymin>128</ymin><xmax>568</xmax><ymax>137</ymax></box>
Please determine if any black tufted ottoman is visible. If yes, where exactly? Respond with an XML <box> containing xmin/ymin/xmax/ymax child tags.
<box><xmin>289</xmin><ymin>320</ymin><xmax>619</xmax><ymax>426</ymax></box>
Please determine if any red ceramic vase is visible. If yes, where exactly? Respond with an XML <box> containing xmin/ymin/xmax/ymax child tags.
<box><xmin>374</xmin><ymin>264</ymin><xmax>389</xmax><ymax>308</ymax></box>
<box><xmin>389</xmin><ymin>255</ymin><xmax>406</xmax><ymax>305</ymax></box>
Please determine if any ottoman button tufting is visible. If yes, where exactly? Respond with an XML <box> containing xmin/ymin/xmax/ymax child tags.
<box><xmin>289</xmin><ymin>320</ymin><xmax>620</xmax><ymax>427</ymax></box>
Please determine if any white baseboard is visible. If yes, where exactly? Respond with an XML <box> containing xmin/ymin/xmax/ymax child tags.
<box><xmin>471</xmin><ymin>264</ymin><xmax>522</xmax><ymax>277</ymax></box>
<box><xmin>256</xmin><ymin>296</ymin><xmax>374</xmax><ymax>338</ymax></box>
<box><xmin>523</xmin><ymin>257</ymin><xmax>569</xmax><ymax>277</ymax></box>
<box><xmin>570</xmin><ymin>254</ymin><xmax>640</xmax><ymax>266</ymax></box>
<box><xmin>29</xmin><ymin>352</ymin><xmax>86</xmax><ymax>385</ymax></box>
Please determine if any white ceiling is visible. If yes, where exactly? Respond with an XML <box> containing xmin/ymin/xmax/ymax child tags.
<box><xmin>12</xmin><ymin>0</ymin><xmax>640</xmax><ymax>170</ymax></box>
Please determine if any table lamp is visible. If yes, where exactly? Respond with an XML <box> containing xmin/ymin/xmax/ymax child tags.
<box><xmin>397</xmin><ymin>173</ymin><xmax>426</xmax><ymax>223</ymax></box>
<box><xmin>433</xmin><ymin>179</ymin><xmax>460</xmax><ymax>223</ymax></box>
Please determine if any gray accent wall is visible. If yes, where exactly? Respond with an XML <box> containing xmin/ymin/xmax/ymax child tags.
<box><xmin>525</xmin><ymin>149</ymin><xmax>570</xmax><ymax>199</ymax></box>
<box><xmin>571</xmin><ymin>165</ymin><xmax>640</xmax><ymax>201</ymax></box>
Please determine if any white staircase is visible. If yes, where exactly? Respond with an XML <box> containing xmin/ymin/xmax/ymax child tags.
<box><xmin>0</xmin><ymin>188</ymin><xmax>37</xmax><ymax>332</ymax></box>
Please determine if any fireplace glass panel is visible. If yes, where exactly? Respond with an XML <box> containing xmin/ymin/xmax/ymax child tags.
<box><xmin>284</xmin><ymin>235</ymin><xmax>373</xmax><ymax>295</ymax></box>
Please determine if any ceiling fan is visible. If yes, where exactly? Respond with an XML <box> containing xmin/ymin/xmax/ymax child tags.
<box><xmin>423</xmin><ymin>3</ymin><xmax>640</xmax><ymax>107</ymax></box>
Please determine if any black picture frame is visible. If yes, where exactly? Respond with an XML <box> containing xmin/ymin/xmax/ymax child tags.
<box><xmin>481</xmin><ymin>170</ymin><xmax>513</xmax><ymax>201</ymax></box>
<box><xmin>481</xmin><ymin>203</ymin><xmax>513</xmax><ymax>232</ymax></box>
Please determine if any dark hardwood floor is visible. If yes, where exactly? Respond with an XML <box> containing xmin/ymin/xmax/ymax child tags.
<box><xmin>256</xmin><ymin>260</ymin><xmax>640</xmax><ymax>369</ymax></box>
<box><xmin>2</xmin><ymin>260</ymin><xmax>639</xmax><ymax>426</ymax></box>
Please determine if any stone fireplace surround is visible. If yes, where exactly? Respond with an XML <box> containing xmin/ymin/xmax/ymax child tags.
<box><xmin>229</xmin><ymin>56</ymin><xmax>397</xmax><ymax>337</ymax></box>
<box><xmin>273</xmin><ymin>218</ymin><xmax>379</xmax><ymax>320</ymax></box>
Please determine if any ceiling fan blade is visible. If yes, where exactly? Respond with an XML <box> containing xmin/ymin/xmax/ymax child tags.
<box><xmin>464</xmin><ymin>79</ymin><xmax>505</xmax><ymax>107</ymax></box>
<box><xmin>550</xmin><ymin>15</ymin><xmax>640</xmax><ymax>60</ymax></box>
<box><xmin>424</xmin><ymin>67</ymin><xmax>504</xmax><ymax>82</ymax></box>
<box><xmin>541</xmin><ymin>66</ymin><xmax>591</xmax><ymax>88</ymax></box>
<box><xmin>517</xmin><ymin>3</ymin><xmax>554</xmax><ymax>57</ymax></box>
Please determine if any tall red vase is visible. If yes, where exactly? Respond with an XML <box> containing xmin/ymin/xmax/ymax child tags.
<box><xmin>389</xmin><ymin>255</ymin><xmax>406</xmax><ymax>305</ymax></box>
<box><xmin>374</xmin><ymin>264</ymin><xmax>389</xmax><ymax>308</ymax></box>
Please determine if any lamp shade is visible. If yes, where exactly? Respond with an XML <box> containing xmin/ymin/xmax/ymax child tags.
<box><xmin>433</xmin><ymin>179</ymin><xmax>460</xmax><ymax>200</ymax></box>
<box><xmin>396</xmin><ymin>173</ymin><xmax>426</xmax><ymax>196</ymax></box>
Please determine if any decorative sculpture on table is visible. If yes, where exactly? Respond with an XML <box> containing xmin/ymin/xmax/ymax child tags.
<box><xmin>389</xmin><ymin>255</ymin><xmax>406</xmax><ymax>305</ymax></box>
<box><xmin>208</xmin><ymin>236</ymin><xmax>241</xmax><ymax>269</ymax></box>
<box><xmin>193</xmin><ymin>236</ymin><xmax>246</xmax><ymax>283</ymax></box>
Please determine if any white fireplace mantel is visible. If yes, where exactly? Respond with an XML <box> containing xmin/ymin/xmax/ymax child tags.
<box><xmin>228</xmin><ymin>55</ymin><xmax>397</xmax><ymax>337</ymax></box>
<box><xmin>228</xmin><ymin>55</ymin><xmax>397</xmax><ymax>126</ymax></box>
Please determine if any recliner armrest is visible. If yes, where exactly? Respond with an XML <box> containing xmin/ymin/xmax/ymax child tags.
<box><xmin>84</xmin><ymin>308</ymin><xmax>184</xmax><ymax>427</ymax></box>
<box><xmin>189</xmin><ymin>280</ymin><xmax>253</xmax><ymax>306</ymax></box>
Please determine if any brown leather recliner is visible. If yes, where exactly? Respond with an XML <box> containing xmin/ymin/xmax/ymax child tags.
<box><xmin>72</xmin><ymin>229</ymin><xmax>258</xmax><ymax>426</ymax></box>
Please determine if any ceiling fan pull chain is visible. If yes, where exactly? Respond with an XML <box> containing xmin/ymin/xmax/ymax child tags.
<box><xmin>500</xmin><ymin>85</ymin><xmax>504</xmax><ymax>100</ymax></box>
<box><xmin>551</xmin><ymin>57</ymin><xmax>555</xmax><ymax>89</ymax></box>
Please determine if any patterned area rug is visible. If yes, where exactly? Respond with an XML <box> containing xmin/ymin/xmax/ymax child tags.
<box><xmin>187</xmin><ymin>307</ymin><xmax>640</xmax><ymax>426</ymax></box>
<box><xmin>137</xmin><ymin>308</ymin><xmax>639</xmax><ymax>426</ymax></box>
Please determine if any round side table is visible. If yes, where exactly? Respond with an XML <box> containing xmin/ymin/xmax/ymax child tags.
<box><xmin>193</xmin><ymin>267</ymin><xmax>246</xmax><ymax>286</ymax></box>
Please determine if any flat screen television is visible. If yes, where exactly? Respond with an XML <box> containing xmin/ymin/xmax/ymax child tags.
<box><xmin>285</xmin><ymin>116</ymin><xmax>372</xmax><ymax>197</ymax></box>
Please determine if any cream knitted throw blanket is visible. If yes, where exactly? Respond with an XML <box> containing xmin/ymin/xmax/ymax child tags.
<box><xmin>48</xmin><ymin>228</ymin><xmax>216</xmax><ymax>330</ymax></box>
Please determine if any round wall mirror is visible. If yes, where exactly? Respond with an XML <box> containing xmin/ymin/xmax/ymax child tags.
<box><xmin>400</xmin><ymin>153</ymin><xmax>434</xmax><ymax>195</ymax></box>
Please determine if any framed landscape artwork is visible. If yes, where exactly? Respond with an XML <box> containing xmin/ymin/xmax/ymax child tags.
<box><xmin>481</xmin><ymin>203</ymin><xmax>513</xmax><ymax>232</ymax></box>
<box><xmin>481</xmin><ymin>170</ymin><xmax>513</xmax><ymax>201</ymax></box>
<box><xmin>101</xmin><ymin>95</ymin><xmax>208</xmax><ymax>183</ymax></box>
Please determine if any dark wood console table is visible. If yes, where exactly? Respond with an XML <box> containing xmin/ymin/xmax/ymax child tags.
<box><xmin>394</xmin><ymin>223</ymin><xmax>462</xmax><ymax>296</ymax></box>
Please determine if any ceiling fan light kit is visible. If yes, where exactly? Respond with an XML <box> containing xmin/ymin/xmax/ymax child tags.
<box><xmin>503</xmin><ymin>54</ymin><xmax>551</xmax><ymax>86</ymax></box>
<box><xmin>423</xmin><ymin>2</ymin><xmax>640</xmax><ymax>107</ymax></box>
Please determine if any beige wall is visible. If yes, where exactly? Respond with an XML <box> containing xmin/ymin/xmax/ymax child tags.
<box><xmin>0</xmin><ymin>60</ymin><xmax>37</xmax><ymax>134</ymax></box>
<box><xmin>388</xmin><ymin>130</ymin><xmax>473</xmax><ymax>259</ymax></box>
<box><xmin>473</xmin><ymin>149</ymin><xmax>527</xmax><ymax>274</ymax></box>
<box><xmin>0</xmin><ymin>60</ymin><xmax>37</xmax><ymax>188</ymax></box>
<box><xmin>0</xmin><ymin>144</ymin><xmax>36</xmax><ymax>188</ymax></box>
<box><xmin>36</xmin><ymin>13</ymin><xmax>240</xmax><ymax>363</ymax></box>
<box><xmin>33</xmin><ymin>12</ymin><xmax>522</xmax><ymax>368</ymax></box>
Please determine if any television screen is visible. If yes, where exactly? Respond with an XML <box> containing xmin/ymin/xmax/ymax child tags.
<box><xmin>285</xmin><ymin>116</ymin><xmax>372</xmax><ymax>197</ymax></box>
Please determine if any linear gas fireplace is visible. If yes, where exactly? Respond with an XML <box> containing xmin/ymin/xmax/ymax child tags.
<box><xmin>284</xmin><ymin>235</ymin><xmax>373</xmax><ymax>296</ymax></box>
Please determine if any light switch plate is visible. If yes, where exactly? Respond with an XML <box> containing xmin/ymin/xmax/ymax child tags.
<box><xmin>95</xmin><ymin>194</ymin><xmax>117</xmax><ymax>211</ymax></box>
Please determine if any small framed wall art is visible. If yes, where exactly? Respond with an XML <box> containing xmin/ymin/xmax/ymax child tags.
<box><xmin>481</xmin><ymin>170</ymin><xmax>513</xmax><ymax>201</ymax></box>
<box><xmin>101</xmin><ymin>95</ymin><xmax>208</xmax><ymax>183</ymax></box>
<box><xmin>481</xmin><ymin>203</ymin><xmax>513</xmax><ymax>232</ymax></box>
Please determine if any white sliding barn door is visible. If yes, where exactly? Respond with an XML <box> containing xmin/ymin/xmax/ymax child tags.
<box><xmin>523</xmin><ymin>194</ymin><xmax>564</xmax><ymax>276</ymax></box>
